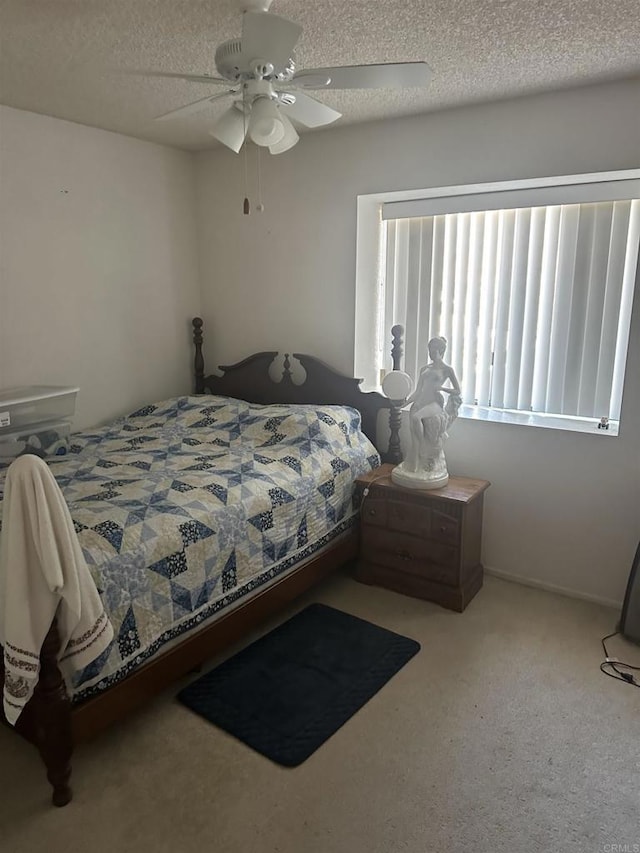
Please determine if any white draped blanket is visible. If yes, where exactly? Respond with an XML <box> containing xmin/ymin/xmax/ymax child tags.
<box><xmin>0</xmin><ymin>454</ymin><xmax>113</xmax><ymax>724</ymax></box>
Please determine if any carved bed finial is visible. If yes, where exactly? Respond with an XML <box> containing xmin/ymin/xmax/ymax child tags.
<box><xmin>193</xmin><ymin>318</ymin><xmax>205</xmax><ymax>394</ymax></box>
<box><xmin>391</xmin><ymin>324</ymin><xmax>404</xmax><ymax>372</ymax></box>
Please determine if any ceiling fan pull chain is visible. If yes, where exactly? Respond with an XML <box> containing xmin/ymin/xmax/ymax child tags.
<box><xmin>243</xmin><ymin>89</ymin><xmax>250</xmax><ymax>215</ymax></box>
<box><xmin>256</xmin><ymin>145</ymin><xmax>265</xmax><ymax>213</ymax></box>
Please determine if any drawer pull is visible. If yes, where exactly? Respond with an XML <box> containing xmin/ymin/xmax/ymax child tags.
<box><xmin>396</xmin><ymin>549</ymin><xmax>413</xmax><ymax>562</ymax></box>
<box><xmin>439</xmin><ymin>526</ymin><xmax>447</xmax><ymax>533</ymax></box>
<box><xmin>369</xmin><ymin>509</ymin><xmax>376</xmax><ymax>516</ymax></box>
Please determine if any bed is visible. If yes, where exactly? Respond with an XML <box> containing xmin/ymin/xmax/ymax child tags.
<box><xmin>0</xmin><ymin>318</ymin><xmax>395</xmax><ymax>806</ymax></box>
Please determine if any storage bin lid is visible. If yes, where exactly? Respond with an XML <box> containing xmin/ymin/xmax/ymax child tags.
<box><xmin>0</xmin><ymin>386</ymin><xmax>79</xmax><ymax>432</ymax></box>
<box><xmin>0</xmin><ymin>385</ymin><xmax>79</xmax><ymax>406</ymax></box>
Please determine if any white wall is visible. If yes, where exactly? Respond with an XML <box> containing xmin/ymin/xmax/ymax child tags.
<box><xmin>0</xmin><ymin>106</ymin><xmax>201</xmax><ymax>428</ymax></box>
<box><xmin>196</xmin><ymin>78</ymin><xmax>640</xmax><ymax>606</ymax></box>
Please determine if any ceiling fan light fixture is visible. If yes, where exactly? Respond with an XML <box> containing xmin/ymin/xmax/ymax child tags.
<box><xmin>145</xmin><ymin>3</ymin><xmax>434</xmax><ymax>156</ymax></box>
<box><xmin>209</xmin><ymin>104</ymin><xmax>247</xmax><ymax>153</ymax></box>
<box><xmin>248</xmin><ymin>96</ymin><xmax>285</xmax><ymax>146</ymax></box>
<box><xmin>269</xmin><ymin>112</ymin><xmax>299</xmax><ymax>154</ymax></box>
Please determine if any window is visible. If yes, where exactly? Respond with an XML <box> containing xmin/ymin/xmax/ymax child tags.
<box><xmin>355</xmin><ymin>172</ymin><xmax>640</xmax><ymax>435</ymax></box>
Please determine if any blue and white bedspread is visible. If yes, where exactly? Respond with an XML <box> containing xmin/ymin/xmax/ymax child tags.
<box><xmin>0</xmin><ymin>396</ymin><xmax>379</xmax><ymax>701</ymax></box>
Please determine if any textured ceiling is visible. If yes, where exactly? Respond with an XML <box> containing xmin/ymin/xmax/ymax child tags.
<box><xmin>1</xmin><ymin>0</ymin><xmax>639</xmax><ymax>151</ymax></box>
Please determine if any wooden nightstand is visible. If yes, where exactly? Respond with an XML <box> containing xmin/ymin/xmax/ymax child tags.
<box><xmin>354</xmin><ymin>464</ymin><xmax>490</xmax><ymax>612</ymax></box>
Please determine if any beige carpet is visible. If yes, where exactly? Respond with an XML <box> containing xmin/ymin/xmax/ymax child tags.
<box><xmin>1</xmin><ymin>573</ymin><xmax>638</xmax><ymax>853</ymax></box>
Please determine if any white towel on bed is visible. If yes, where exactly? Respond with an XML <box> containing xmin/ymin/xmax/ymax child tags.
<box><xmin>0</xmin><ymin>453</ymin><xmax>114</xmax><ymax>725</ymax></box>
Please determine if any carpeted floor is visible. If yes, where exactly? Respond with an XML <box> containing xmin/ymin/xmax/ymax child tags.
<box><xmin>1</xmin><ymin>573</ymin><xmax>638</xmax><ymax>853</ymax></box>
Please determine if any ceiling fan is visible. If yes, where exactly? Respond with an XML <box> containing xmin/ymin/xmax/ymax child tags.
<box><xmin>144</xmin><ymin>0</ymin><xmax>432</xmax><ymax>154</ymax></box>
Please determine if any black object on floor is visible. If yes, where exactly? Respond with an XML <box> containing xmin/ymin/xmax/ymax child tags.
<box><xmin>177</xmin><ymin>603</ymin><xmax>420</xmax><ymax>766</ymax></box>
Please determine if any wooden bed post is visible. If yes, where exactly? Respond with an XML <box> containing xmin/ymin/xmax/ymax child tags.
<box><xmin>193</xmin><ymin>317</ymin><xmax>205</xmax><ymax>394</ymax></box>
<box><xmin>32</xmin><ymin>620</ymin><xmax>73</xmax><ymax>807</ymax></box>
<box><xmin>9</xmin><ymin>619</ymin><xmax>74</xmax><ymax>807</ymax></box>
<box><xmin>386</xmin><ymin>324</ymin><xmax>405</xmax><ymax>465</ymax></box>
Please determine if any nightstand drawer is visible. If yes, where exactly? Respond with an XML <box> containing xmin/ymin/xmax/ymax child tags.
<box><xmin>361</xmin><ymin>528</ymin><xmax>459</xmax><ymax>582</ymax></box>
<box><xmin>431</xmin><ymin>510</ymin><xmax>460</xmax><ymax>545</ymax></box>
<box><xmin>355</xmin><ymin>561</ymin><xmax>483</xmax><ymax>613</ymax></box>
<box><xmin>361</xmin><ymin>498</ymin><xmax>387</xmax><ymax>527</ymax></box>
<box><xmin>387</xmin><ymin>499</ymin><xmax>430</xmax><ymax>537</ymax></box>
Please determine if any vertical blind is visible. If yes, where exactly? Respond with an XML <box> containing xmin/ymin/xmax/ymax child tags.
<box><xmin>380</xmin><ymin>199</ymin><xmax>640</xmax><ymax>421</ymax></box>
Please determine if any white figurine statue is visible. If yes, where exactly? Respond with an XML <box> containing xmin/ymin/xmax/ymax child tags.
<box><xmin>390</xmin><ymin>336</ymin><xmax>462</xmax><ymax>490</ymax></box>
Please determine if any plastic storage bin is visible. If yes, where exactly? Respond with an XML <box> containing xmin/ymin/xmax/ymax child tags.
<box><xmin>0</xmin><ymin>386</ymin><xmax>79</xmax><ymax>434</ymax></box>
<box><xmin>0</xmin><ymin>421</ymin><xmax>72</xmax><ymax>464</ymax></box>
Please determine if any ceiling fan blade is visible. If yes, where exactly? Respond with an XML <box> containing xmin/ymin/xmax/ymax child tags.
<box><xmin>135</xmin><ymin>71</ymin><xmax>230</xmax><ymax>85</ymax></box>
<box><xmin>269</xmin><ymin>113</ymin><xmax>299</xmax><ymax>155</ymax></box>
<box><xmin>280</xmin><ymin>92</ymin><xmax>341</xmax><ymax>129</ymax></box>
<box><xmin>242</xmin><ymin>11</ymin><xmax>302</xmax><ymax>69</ymax></box>
<box><xmin>210</xmin><ymin>106</ymin><xmax>248</xmax><ymax>153</ymax></box>
<box><xmin>154</xmin><ymin>92</ymin><xmax>233</xmax><ymax>122</ymax></box>
<box><xmin>293</xmin><ymin>62</ymin><xmax>432</xmax><ymax>90</ymax></box>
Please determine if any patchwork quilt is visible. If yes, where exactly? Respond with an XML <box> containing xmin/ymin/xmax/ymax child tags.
<box><xmin>0</xmin><ymin>396</ymin><xmax>379</xmax><ymax>701</ymax></box>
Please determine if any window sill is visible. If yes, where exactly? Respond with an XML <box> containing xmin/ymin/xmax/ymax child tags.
<box><xmin>373</xmin><ymin>389</ymin><xmax>620</xmax><ymax>436</ymax></box>
<box><xmin>457</xmin><ymin>404</ymin><xmax>619</xmax><ymax>436</ymax></box>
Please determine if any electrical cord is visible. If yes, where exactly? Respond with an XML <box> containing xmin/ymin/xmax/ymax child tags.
<box><xmin>600</xmin><ymin>631</ymin><xmax>640</xmax><ymax>687</ymax></box>
<box><xmin>360</xmin><ymin>472</ymin><xmax>392</xmax><ymax>507</ymax></box>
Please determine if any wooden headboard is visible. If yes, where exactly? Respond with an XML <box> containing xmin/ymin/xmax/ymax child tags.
<box><xmin>192</xmin><ymin>317</ymin><xmax>391</xmax><ymax>454</ymax></box>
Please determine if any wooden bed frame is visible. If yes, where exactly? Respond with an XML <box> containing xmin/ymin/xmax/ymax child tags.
<box><xmin>0</xmin><ymin>317</ymin><xmax>395</xmax><ymax>807</ymax></box>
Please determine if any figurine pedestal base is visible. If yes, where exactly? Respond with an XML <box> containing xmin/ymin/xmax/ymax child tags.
<box><xmin>391</xmin><ymin>466</ymin><xmax>449</xmax><ymax>490</ymax></box>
